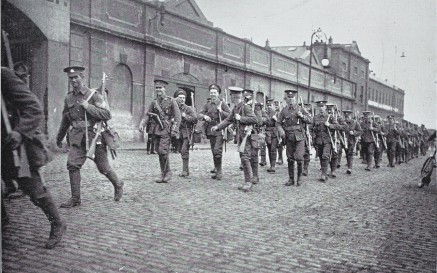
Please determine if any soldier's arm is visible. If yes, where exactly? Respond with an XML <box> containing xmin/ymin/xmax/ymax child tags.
<box><xmin>197</xmin><ymin>103</ymin><xmax>209</xmax><ymax>120</ymax></box>
<box><xmin>216</xmin><ymin>106</ymin><xmax>235</xmax><ymax>130</ymax></box>
<box><xmin>1</xmin><ymin>67</ymin><xmax>43</xmax><ymax>140</ymax></box>
<box><xmin>184</xmin><ymin>107</ymin><xmax>198</xmax><ymax>124</ymax></box>
<box><xmin>86</xmin><ymin>93</ymin><xmax>111</xmax><ymax>121</ymax></box>
<box><xmin>328</xmin><ymin>115</ymin><xmax>341</xmax><ymax>130</ymax></box>
<box><xmin>302</xmin><ymin>112</ymin><xmax>313</xmax><ymax>124</ymax></box>
<box><xmin>56</xmin><ymin>100</ymin><xmax>71</xmax><ymax>142</ymax></box>
<box><xmin>240</xmin><ymin>104</ymin><xmax>257</xmax><ymax>125</ymax></box>
<box><xmin>220</xmin><ymin>101</ymin><xmax>231</xmax><ymax>119</ymax></box>
<box><xmin>171</xmin><ymin>98</ymin><xmax>182</xmax><ymax>133</ymax></box>
<box><xmin>275</xmin><ymin>109</ymin><xmax>286</xmax><ymax>138</ymax></box>
<box><xmin>354</xmin><ymin>122</ymin><xmax>363</xmax><ymax>137</ymax></box>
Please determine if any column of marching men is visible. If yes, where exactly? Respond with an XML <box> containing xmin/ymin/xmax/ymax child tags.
<box><xmin>139</xmin><ymin>81</ymin><xmax>432</xmax><ymax>192</ymax></box>
<box><xmin>3</xmin><ymin>64</ymin><xmax>433</xmax><ymax>249</ymax></box>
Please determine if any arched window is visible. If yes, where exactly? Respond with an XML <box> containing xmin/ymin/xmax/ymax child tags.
<box><xmin>110</xmin><ymin>64</ymin><xmax>133</xmax><ymax>114</ymax></box>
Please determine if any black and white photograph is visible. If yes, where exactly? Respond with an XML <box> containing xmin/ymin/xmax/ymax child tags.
<box><xmin>1</xmin><ymin>0</ymin><xmax>436</xmax><ymax>272</ymax></box>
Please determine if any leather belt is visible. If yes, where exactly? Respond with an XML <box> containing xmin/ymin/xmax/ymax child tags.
<box><xmin>71</xmin><ymin>120</ymin><xmax>91</xmax><ymax>128</ymax></box>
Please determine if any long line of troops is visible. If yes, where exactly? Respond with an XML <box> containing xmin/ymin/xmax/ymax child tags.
<box><xmin>140</xmin><ymin>80</ymin><xmax>432</xmax><ymax>192</ymax></box>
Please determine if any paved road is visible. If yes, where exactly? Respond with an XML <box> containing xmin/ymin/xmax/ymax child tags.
<box><xmin>2</xmin><ymin>143</ymin><xmax>436</xmax><ymax>273</ymax></box>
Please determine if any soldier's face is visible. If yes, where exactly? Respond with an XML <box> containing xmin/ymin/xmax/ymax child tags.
<box><xmin>267</xmin><ymin>103</ymin><xmax>273</xmax><ymax>110</ymax></box>
<box><xmin>344</xmin><ymin>113</ymin><xmax>352</xmax><ymax>120</ymax></box>
<box><xmin>155</xmin><ymin>86</ymin><xmax>166</xmax><ymax>97</ymax></box>
<box><xmin>286</xmin><ymin>95</ymin><xmax>296</xmax><ymax>105</ymax></box>
<box><xmin>319</xmin><ymin>106</ymin><xmax>327</xmax><ymax>114</ymax></box>
<box><xmin>176</xmin><ymin>95</ymin><xmax>186</xmax><ymax>105</ymax></box>
<box><xmin>210</xmin><ymin>89</ymin><xmax>219</xmax><ymax>99</ymax></box>
<box><xmin>69</xmin><ymin>75</ymin><xmax>84</xmax><ymax>89</ymax></box>
<box><xmin>230</xmin><ymin>93</ymin><xmax>241</xmax><ymax>104</ymax></box>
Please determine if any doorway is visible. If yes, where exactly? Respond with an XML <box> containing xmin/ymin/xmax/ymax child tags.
<box><xmin>178</xmin><ymin>86</ymin><xmax>195</xmax><ymax>108</ymax></box>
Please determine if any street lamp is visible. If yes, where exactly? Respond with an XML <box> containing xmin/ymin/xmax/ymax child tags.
<box><xmin>307</xmin><ymin>28</ymin><xmax>330</xmax><ymax>103</ymax></box>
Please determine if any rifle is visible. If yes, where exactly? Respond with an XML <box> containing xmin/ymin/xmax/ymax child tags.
<box><xmin>238</xmin><ymin>125</ymin><xmax>253</xmax><ymax>153</ymax></box>
<box><xmin>371</xmin><ymin>112</ymin><xmax>379</xmax><ymax>149</ymax></box>
<box><xmin>306</xmin><ymin>104</ymin><xmax>313</xmax><ymax>154</ymax></box>
<box><xmin>86</xmin><ymin>72</ymin><xmax>107</xmax><ymax>160</ymax></box>
<box><xmin>326</xmin><ymin>114</ymin><xmax>337</xmax><ymax>154</ymax></box>
<box><xmin>147</xmin><ymin>112</ymin><xmax>164</xmax><ymax>130</ymax></box>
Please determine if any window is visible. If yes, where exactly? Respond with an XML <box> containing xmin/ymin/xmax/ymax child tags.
<box><xmin>361</xmin><ymin>70</ymin><xmax>365</xmax><ymax>79</ymax></box>
<box><xmin>360</xmin><ymin>86</ymin><xmax>364</xmax><ymax>103</ymax></box>
<box><xmin>342</xmin><ymin>62</ymin><xmax>347</xmax><ymax>71</ymax></box>
<box><xmin>354</xmin><ymin>67</ymin><xmax>358</xmax><ymax>75</ymax></box>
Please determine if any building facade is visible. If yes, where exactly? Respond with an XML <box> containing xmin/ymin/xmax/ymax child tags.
<box><xmin>368</xmin><ymin>76</ymin><xmax>405</xmax><ymax>119</ymax></box>
<box><xmin>3</xmin><ymin>0</ymin><xmax>375</xmax><ymax>143</ymax></box>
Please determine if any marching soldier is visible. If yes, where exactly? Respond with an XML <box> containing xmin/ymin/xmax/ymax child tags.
<box><xmin>420</xmin><ymin>124</ymin><xmax>430</xmax><ymax>155</ymax></box>
<box><xmin>139</xmin><ymin>79</ymin><xmax>181</xmax><ymax>183</ymax></box>
<box><xmin>257</xmin><ymin>102</ymin><xmax>268</xmax><ymax>167</ymax></box>
<box><xmin>264</xmin><ymin>99</ymin><xmax>279</xmax><ymax>173</ymax></box>
<box><xmin>342</xmin><ymin>110</ymin><xmax>362</xmax><ymax>174</ymax></box>
<box><xmin>385</xmin><ymin>115</ymin><xmax>399</xmax><ymax>167</ymax></box>
<box><xmin>198</xmin><ymin>84</ymin><xmax>231</xmax><ymax>180</ymax></box>
<box><xmin>403</xmin><ymin>120</ymin><xmax>412</xmax><ymax>162</ymax></box>
<box><xmin>332</xmin><ymin>106</ymin><xmax>347</xmax><ymax>169</ymax></box>
<box><xmin>360</xmin><ymin>111</ymin><xmax>378</xmax><ymax>171</ymax></box>
<box><xmin>274</xmin><ymin>100</ymin><xmax>285</xmax><ymax>165</ymax></box>
<box><xmin>212</xmin><ymin>87</ymin><xmax>258</xmax><ymax>191</ymax></box>
<box><xmin>174</xmin><ymin>89</ymin><xmax>197</xmax><ymax>177</ymax></box>
<box><xmin>311</xmin><ymin>101</ymin><xmax>341</xmax><ymax>181</ymax></box>
<box><xmin>56</xmin><ymin>66</ymin><xmax>124</xmax><ymax>207</ymax></box>
<box><xmin>276</xmin><ymin>90</ymin><xmax>312</xmax><ymax>186</ymax></box>
<box><xmin>325</xmin><ymin>104</ymin><xmax>345</xmax><ymax>177</ymax></box>
<box><xmin>373</xmin><ymin>115</ymin><xmax>386</xmax><ymax>168</ymax></box>
<box><xmin>302</xmin><ymin>103</ymin><xmax>314</xmax><ymax>176</ymax></box>
<box><xmin>2</xmin><ymin>67</ymin><xmax>67</xmax><ymax>248</ymax></box>
<box><xmin>252</xmin><ymin>100</ymin><xmax>268</xmax><ymax>183</ymax></box>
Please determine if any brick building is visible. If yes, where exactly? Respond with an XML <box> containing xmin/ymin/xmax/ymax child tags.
<box><xmin>3</xmin><ymin>0</ymin><xmax>373</xmax><ymax>143</ymax></box>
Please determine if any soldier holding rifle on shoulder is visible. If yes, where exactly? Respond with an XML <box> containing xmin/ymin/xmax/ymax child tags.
<box><xmin>212</xmin><ymin>87</ymin><xmax>258</xmax><ymax>192</ymax></box>
<box><xmin>174</xmin><ymin>89</ymin><xmax>197</xmax><ymax>177</ymax></box>
<box><xmin>56</xmin><ymin>67</ymin><xmax>124</xmax><ymax>207</ymax></box>
<box><xmin>198</xmin><ymin>84</ymin><xmax>231</xmax><ymax>180</ymax></box>
<box><xmin>264</xmin><ymin>98</ymin><xmax>279</xmax><ymax>173</ymax></box>
<box><xmin>276</xmin><ymin>90</ymin><xmax>313</xmax><ymax>187</ymax></box>
<box><xmin>359</xmin><ymin>111</ymin><xmax>378</xmax><ymax>171</ymax></box>
<box><xmin>342</xmin><ymin>110</ymin><xmax>362</xmax><ymax>174</ymax></box>
<box><xmin>385</xmin><ymin>115</ymin><xmax>399</xmax><ymax>167</ymax></box>
<box><xmin>302</xmin><ymin>103</ymin><xmax>314</xmax><ymax>176</ymax></box>
<box><xmin>139</xmin><ymin>79</ymin><xmax>181</xmax><ymax>183</ymax></box>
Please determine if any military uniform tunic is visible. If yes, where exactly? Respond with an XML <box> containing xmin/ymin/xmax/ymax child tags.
<box><xmin>264</xmin><ymin>108</ymin><xmax>279</xmax><ymax>165</ymax></box>
<box><xmin>178</xmin><ymin>104</ymin><xmax>197</xmax><ymax>159</ymax></box>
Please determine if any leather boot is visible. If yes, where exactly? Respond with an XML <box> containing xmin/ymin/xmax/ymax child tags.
<box><xmin>251</xmin><ymin>161</ymin><xmax>259</xmax><ymax>184</ymax></box>
<box><xmin>365</xmin><ymin>153</ymin><xmax>372</xmax><ymax>171</ymax></box>
<box><xmin>105</xmin><ymin>170</ymin><xmax>124</xmax><ymax>201</ymax></box>
<box><xmin>212</xmin><ymin>158</ymin><xmax>222</xmax><ymax>180</ymax></box>
<box><xmin>337</xmin><ymin>152</ymin><xmax>342</xmax><ymax>168</ymax></box>
<box><xmin>61</xmin><ymin>170</ymin><xmax>81</xmax><ymax>208</ymax></box>
<box><xmin>210</xmin><ymin>157</ymin><xmax>217</xmax><ymax>174</ymax></box>
<box><xmin>285</xmin><ymin>159</ymin><xmax>294</xmax><ymax>186</ymax></box>
<box><xmin>267</xmin><ymin>160</ymin><xmax>276</xmax><ymax>173</ymax></box>
<box><xmin>296</xmin><ymin>162</ymin><xmax>303</xmax><ymax>186</ymax></box>
<box><xmin>277</xmin><ymin>148</ymin><xmax>284</xmax><ymax>165</ymax></box>
<box><xmin>146</xmin><ymin>138</ymin><xmax>151</xmax><ymax>154</ymax></box>
<box><xmin>156</xmin><ymin>155</ymin><xmax>165</xmax><ymax>183</ymax></box>
<box><xmin>303</xmin><ymin>159</ymin><xmax>309</xmax><ymax>176</ymax></box>
<box><xmin>259</xmin><ymin>147</ymin><xmax>267</xmax><ymax>166</ymax></box>
<box><xmin>346</xmin><ymin>157</ymin><xmax>352</xmax><ymax>174</ymax></box>
<box><xmin>161</xmin><ymin>155</ymin><xmax>172</xmax><ymax>183</ymax></box>
<box><xmin>320</xmin><ymin>159</ymin><xmax>328</xmax><ymax>182</ymax></box>
<box><xmin>330</xmin><ymin>159</ymin><xmax>337</xmax><ymax>178</ymax></box>
<box><xmin>179</xmin><ymin>158</ymin><xmax>189</xmax><ymax>177</ymax></box>
<box><xmin>150</xmin><ymin>140</ymin><xmax>156</xmax><ymax>154</ymax></box>
<box><xmin>388</xmin><ymin>155</ymin><xmax>395</xmax><ymax>167</ymax></box>
<box><xmin>36</xmin><ymin>195</ymin><xmax>67</xmax><ymax>249</ymax></box>
<box><xmin>238</xmin><ymin>160</ymin><xmax>253</xmax><ymax>192</ymax></box>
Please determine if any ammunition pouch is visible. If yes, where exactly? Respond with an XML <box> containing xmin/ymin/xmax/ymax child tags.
<box><xmin>101</xmin><ymin>127</ymin><xmax>121</xmax><ymax>151</ymax></box>
<box><xmin>250</xmin><ymin>133</ymin><xmax>266</xmax><ymax>149</ymax></box>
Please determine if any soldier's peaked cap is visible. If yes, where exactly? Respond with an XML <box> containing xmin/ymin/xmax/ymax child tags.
<box><xmin>343</xmin><ymin>110</ymin><xmax>353</xmax><ymax>113</ymax></box>
<box><xmin>387</xmin><ymin>114</ymin><xmax>394</xmax><ymax>118</ymax></box>
<box><xmin>266</xmin><ymin>98</ymin><xmax>274</xmax><ymax>102</ymax></box>
<box><xmin>362</xmin><ymin>111</ymin><xmax>371</xmax><ymax>114</ymax></box>
<box><xmin>315</xmin><ymin>100</ymin><xmax>327</xmax><ymax>106</ymax></box>
<box><xmin>228</xmin><ymin>86</ymin><xmax>243</xmax><ymax>93</ymax></box>
<box><xmin>209</xmin><ymin>84</ymin><xmax>221</xmax><ymax>94</ymax></box>
<box><xmin>242</xmin><ymin>89</ymin><xmax>255</xmax><ymax>97</ymax></box>
<box><xmin>174</xmin><ymin>89</ymin><xmax>186</xmax><ymax>97</ymax></box>
<box><xmin>154</xmin><ymin>79</ymin><xmax>169</xmax><ymax>86</ymax></box>
<box><xmin>63</xmin><ymin>66</ymin><xmax>85</xmax><ymax>76</ymax></box>
<box><xmin>284</xmin><ymin>89</ymin><xmax>298</xmax><ymax>96</ymax></box>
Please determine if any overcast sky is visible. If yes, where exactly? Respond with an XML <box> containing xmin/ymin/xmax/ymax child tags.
<box><xmin>196</xmin><ymin>0</ymin><xmax>436</xmax><ymax>129</ymax></box>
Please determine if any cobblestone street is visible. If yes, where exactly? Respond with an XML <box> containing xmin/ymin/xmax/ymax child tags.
<box><xmin>2</xmin><ymin>143</ymin><xmax>436</xmax><ymax>273</ymax></box>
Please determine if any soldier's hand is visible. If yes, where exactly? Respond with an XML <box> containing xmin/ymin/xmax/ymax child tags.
<box><xmin>78</xmin><ymin>99</ymin><xmax>89</xmax><ymax>109</ymax></box>
<box><xmin>56</xmin><ymin>141</ymin><xmax>63</xmax><ymax>149</ymax></box>
<box><xmin>272</xmin><ymin>115</ymin><xmax>277</xmax><ymax>121</ymax></box>
<box><xmin>297</xmin><ymin>111</ymin><xmax>304</xmax><ymax>118</ymax></box>
<box><xmin>181</xmin><ymin>112</ymin><xmax>186</xmax><ymax>118</ymax></box>
<box><xmin>235</xmin><ymin>114</ymin><xmax>241</xmax><ymax>121</ymax></box>
<box><xmin>139</xmin><ymin>125</ymin><xmax>144</xmax><ymax>132</ymax></box>
<box><xmin>171</xmin><ymin>130</ymin><xmax>179</xmax><ymax>139</ymax></box>
<box><xmin>349</xmin><ymin>131</ymin><xmax>355</xmax><ymax>135</ymax></box>
<box><xmin>204</xmin><ymin>115</ymin><xmax>211</xmax><ymax>122</ymax></box>
<box><xmin>211</xmin><ymin>126</ymin><xmax>219</xmax><ymax>132</ymax></box>
<box><xmin>325</xmin><ymin>121</ymin><xmax>330</xmax><ymax>127</ymax></box>
<box><xmin>5</xmin><ymin>131</ymin><xmax>22</xmax><ymax>150</ymax></box>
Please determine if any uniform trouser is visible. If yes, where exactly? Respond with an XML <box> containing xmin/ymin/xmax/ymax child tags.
<box><xmin>250</xmin><ymin>147</ymin><xmax>260</xmax><ymax>179</ymax></box>
<box><xmin>315</xmin><ymin>142</ymin><xmax>333</xmax><ymax>174</ymax></box>
<box><xmin>396</xmin><ymin>143</ymin><xmax>404</xmax><ymax>162</ymax></box>
<box><xmin>67</xmin><ymin>142</ymin><xmax>121</xmax><ymax>197</ymax></box>
<box><xmin>303</xmin><ymin>142</ymin><xmax>310</xmax><ymax>170</ymax></box>
<box><xmin>386</xmin><ymin>141</ymin><xmax>397</xmax><ymax>165</ymax></box>
<box><xmin>209</xmin><ymin>135</ymin><xmax>224</xmax><ymax>160</ymax></box>
<box><xmin>362</xmin><ymin>142</ymin><xmax>375</xmax><ymax>168</ymax></box>
<box><xmin>284</xmin><ymin>138</ymin><xmax>305</xmax><ymax>178</ymax></box>
<box><xmin>179</xmin><ymin>137</ymin><xmax>190</xmax><ymax>160</ymax></box>
<box><xmin>266</xmin><ymin>136</ymin><xmax>278</xmax><ymax>167</ymax></box>
<box><xmin>260</xmin><ymin>146</ymin><xmax>266</xmax><ymax>163</ymax></box>
<box><xmin>337</xmin><ymin>142</ymin><xmax>344</xmax><ymax>166</ymax></box>
<box><xmin>344</xmin><ymin>140</ymin><xmax>355</xmax><ymax>169</ymax></box>
<box><xmin>240</xmin><ymin>137</ymin><xmax>255</xmax><ymax>182</ymax></box>
<box><xmin>374</xmin><ymin>143</ymin><xmax>382</xmax><ymax>166</ymax></box>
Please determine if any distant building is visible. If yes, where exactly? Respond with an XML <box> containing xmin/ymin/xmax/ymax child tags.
<box><xmin>368</xmin><ymin>76</ymin><xmax>405</xmax><ymax>119</ymax></box>
<box><xmin>2</xmin><ymin>0</ymin><xmax>391</xmax><ymax>143</ymax></box>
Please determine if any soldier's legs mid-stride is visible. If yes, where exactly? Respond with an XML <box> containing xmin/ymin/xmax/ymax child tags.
<box><xmin>153</xmin><ymin>135</ymin><xmax>173</xmax><ymax>183</ymax></box>
<box><xmin>209</xmin><ymin>135</ymin><xmax>224</xmax><ymax>180</ymax></box>
<box><xmin>251</xmin><ymin>148</ymin><xmax>260</xmax><ymax>184</ymax></box>
<box><xmin>61</xmin><ymin>143</ymin><xmax>124</xmax><ymax>208</ymax></box>
<box><xmin>179</xmin><ymin>137</ymin><xmax>190</xmax><ymax>177</ymax></box>
<box><xmin>284</xmin><ymin>139</ymin><xmax>305</xmax><ymax>186</ymax></box>
<box><xmin>277</xmin><ymin>144</ymin><xmax>284</xmax><ymax>165</ymax></box>
<box><xmin>345</xmin><ymin>141</ymin><xmax>355</xmax><ymax>174</ymax></box>
<box><xmin>386</xmin><ymin>141</ymin><xmax>397</xmax><ymax>167</ymax></box>
<box><xmin>266</xmin><ymin>136</ymin><xmax>278</xmax><ymax>173</ymax></box>
<box><xmin>146</xmin><ymin>133</ymin><xmax>156</xmax><ymax>154</ymax></box>
<box><xmin>238</xmin><ymin>139</ymin><xmax>255</xmax><ymax>192</ymax></box>
<box><xmin>316</xmin><ymin>143</ymin><xmax>332</xmax><ymax>182</ymax></box>
<box><xmin>259</xmin><ymin>146</ymin><xmax>267</xmax><ymax>166</ymax></box>
<box><xmin>2</xmin><ymin>164</ymin><xmax>66</xmax><ymax>249</ymax></box>
<box><xmin>362</xmin><ymin>142</ymin><xmax>375</xmax><ymax>171</ymax></box>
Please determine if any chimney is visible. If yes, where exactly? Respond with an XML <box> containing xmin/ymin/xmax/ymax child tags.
<box><xmin>328</xmin><ymin>36</ymin><xmax>333</xmax><ymax>44</ymax></box>
<box><xmin>303</xmin><ymin>41</ymin><xmax>306</xmax><ymax>46</ymax></box>
<box><xmin>265</xmin><ymin>39</ymin><xmax>271</xmax><ymax>49</ymax></box>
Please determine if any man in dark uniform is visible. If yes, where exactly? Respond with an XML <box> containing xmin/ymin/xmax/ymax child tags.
<box><xmin>2</xmin><ymin>67</ymin><xmax>66</xmax><ymax>248</ymax></box>
<box><xmin>250</xmin><ymin>97</ymin><xmax>268</xmax><ymax>184</ymax></box>
<box><xmin>360</xmin><ymin>111</ymin><xmax>378</xmax><ymax>171</ymax></box>
<box><xmin>302</xmin><ymin>103</ymin><xmax>314</xmax><ymax>176</ymax></box>
<box><xmin>198</xmin><ymin>84</ymin><xmax>231</xmax><ymax>180</ymax></box>
<box><xmin>385</xmin><ymin>115</ymin><xmax>399</xmax><ymax>167</ymax></box>
<box><xmin>174</xmin><ymin>89</ymin><xmax>197</xmax><ymax>177</ymax></box>
<box><xmin>276</xmin><ymin>89</ymin><xmax>312</xmax><ymax>186</ymax></box>
<box><xmin>395</xmin><ymin>120</ymin><xmax>406</xmax><ymax>164</ymax></box>
<box><xmin>139</xmin><ymin>79</ymin><xmax>181</xmax><ymax>183</ymax></box>
<box><xmin>325</xmin><ymin>104</ymin><xmax>345</xmax><ymax>178</ymax></box>
<box><xmin>274</xmin><ymin>100</ymin><xmax>285</xmax><ymax>166</ymax></box>
<box><xmin>342</xmin><ymin>110</ymin><xmax>362</xmax><ymax>174</ymax></box>
<box><xmin>264</xmin><ymin>99</ymin><xmax>279</xmax><ymax>173</ymax></box>
<box><xmin>257</xmin><ymin>102</ymin><xmax>268</xmax><ymax>167</ymax></box>
<box><xmin>56</xmin><ymin>66</ymin><xmax>124</xmax><ymax>207</ymax></box>
<box><xmin>212</xmin><ymin>87</ymin><xmax>258</xmax><ymax>191</ymax></box>
<box><xmin>372</xmin><ymin>115</ymin><xmax>386</xmax><ymax>168</ymax></box>
<box><xmin>311</xmin><ymin>100</ymin><xmax>341</xmax><ymax>181</ymax></box>
<box><xmin>420</xmin><ymin>124</ymin><xmax>430</xmax><ymax>155</ymax></box>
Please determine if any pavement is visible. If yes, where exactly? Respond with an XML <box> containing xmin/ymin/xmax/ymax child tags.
<box><xmin>2</xmin><ymin>143</ymin><xmax>436</xmax><ymax>273</ymax></box>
